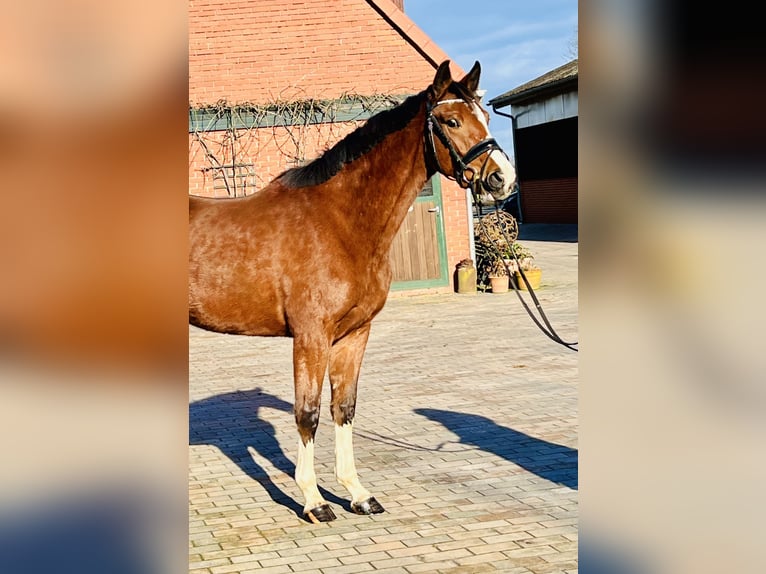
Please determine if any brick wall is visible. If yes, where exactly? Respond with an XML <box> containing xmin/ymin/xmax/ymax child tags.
<box><xmin>189</xmin><ymin>0</ymin><xmax>471</xmax><ymax>284</ymax></box>
<box><xmin>189</xmin><ymin>0</ymin><xmax>446</xmax><ymax>105</ymax></box>
<box><xmin>440</xmin><ymin>178</ymin><xmax>471</xmax><ymax>273</ymax></box>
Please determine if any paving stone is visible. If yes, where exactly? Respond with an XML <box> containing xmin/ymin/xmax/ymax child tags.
<box><xmin>404</xmin><ymin>560</ymin><xmax>459</xmax><ymax>572</ymax></box>
<box><xmin>455</xmin><ymin>551</ymin><xmax>509</xmax><ymax>566</ymax></box>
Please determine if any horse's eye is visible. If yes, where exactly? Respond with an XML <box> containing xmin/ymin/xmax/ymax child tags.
<box><xmin>445</xmin><ymin>118</ymin><xmax>461</xmax><ymax>128</ymax></box>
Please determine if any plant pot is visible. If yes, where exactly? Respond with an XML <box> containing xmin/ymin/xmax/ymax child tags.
<box><xmin>489</xmin><ymin>275</ymin><xmax>509</xmax><ymax>294</ymax></box>
<box><xmin>514</xmin><ymin>269</ymin><xmax>542</xmax><ymax>291</ymax></box>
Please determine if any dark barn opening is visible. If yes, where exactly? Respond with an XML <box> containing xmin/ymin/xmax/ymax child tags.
<box><xmin>515</xmin><ymin>116</ymin><xmax>578</xmax><ymax>224</ymax></box>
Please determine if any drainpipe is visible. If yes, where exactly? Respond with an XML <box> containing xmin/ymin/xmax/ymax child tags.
<box><xmin>491</xmin><ymin>105</ymin><xmax>523</xmax><ymax>223</ymax></box>
<box><xmin>466</xmin><ymin>187</ymin><xmax>476</xmax><ymax>264</ymax></box>
<box><xmin>465</xmin><ymin>90</ymin><xmax>489</xmax><ymax>266</ymax></box>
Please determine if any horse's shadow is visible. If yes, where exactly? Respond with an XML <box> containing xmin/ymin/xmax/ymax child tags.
<box><xmin>189</xmin><ymin>387</ymin><xmax>347</xmax><ymax>517</ymax></box>
<box><xmin>414</xmin><ymin>408</ymin><xmax>578</xmax><ymax>490</ymax></box>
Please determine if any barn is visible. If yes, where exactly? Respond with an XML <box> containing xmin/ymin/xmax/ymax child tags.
<box><xmin>489</xmin><ymin>59</ymin><xmax>578</xmax><ymax>224</ymax></box>
<box><xmin>189</xmin><ymin>0</ymin><xmax>474</xmax><ymax>292</ymax></box>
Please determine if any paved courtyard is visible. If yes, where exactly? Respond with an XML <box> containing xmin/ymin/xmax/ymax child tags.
<box><xmin>189</xmin><ymin>225</ymin><xmax>578</xmax><ymax>574</ymax></box>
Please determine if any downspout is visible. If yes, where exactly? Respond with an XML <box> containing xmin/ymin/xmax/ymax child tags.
<box><xmin>492</xmin><ymin>105</ymin><xmax>523</xmax><ymax>223</ymax></box>
<box><xmin>466</xmin><ymin>187</ymin><xmax>476</xmax><ymax>264</ymax></box>
<box><xmin>464</xmin><ymin>88</ymin><xmax>486</xmax><ymax>265</ymax></box>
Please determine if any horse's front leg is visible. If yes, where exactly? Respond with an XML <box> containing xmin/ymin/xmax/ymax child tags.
<box><xmin>293</xmin><ymin>331</ymin><xmax>336</xmax><ymax>523</ymax></box>
<box><xmin>329</xmin><ymin>324</ymin><xmax>385</xmax><ymax>515</ymax></box>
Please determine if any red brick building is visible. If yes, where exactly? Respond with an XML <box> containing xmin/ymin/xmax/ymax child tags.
<box><xmin>189</xmin><ymin>0</ymin><xmax>472</xmax><ymax>290</ymax></box>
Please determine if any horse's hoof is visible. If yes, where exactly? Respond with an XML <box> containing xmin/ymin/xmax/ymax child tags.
<box><xmin>351</xmin><ymin>497</ymin><xmax>385</xmax><ymax>515</ymax></box>
<box><xmin>304</xmin><ymin>504</ymin><xmax>337</xmax><ymax>523</ymax></box>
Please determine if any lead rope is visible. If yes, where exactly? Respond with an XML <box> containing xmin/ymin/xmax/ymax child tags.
<box><xmin>424</xmin><ymin>102</ymin><xmax>576</xmax><ymax>351</ymax></box>
<box><xmin>475</xmin><ymin>197</ymin><xmax>578</xmax><ymax>352</ymax></box>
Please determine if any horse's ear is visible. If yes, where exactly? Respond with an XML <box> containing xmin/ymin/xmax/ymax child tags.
<box><xmin>459</xmin><ymin>61</ymin><xmax>482</xmax><ymax>94</ymax></box>
<box><xmin>429</xmin><ymin>60</ymin><xmax>452</xmax><ymax>101</ymax></box>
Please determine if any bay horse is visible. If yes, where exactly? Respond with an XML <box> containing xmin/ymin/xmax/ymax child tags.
<box><xmin>189</xmin><ymin>61</ymin><xmax>516</xmax><ymax>523</ymax></box>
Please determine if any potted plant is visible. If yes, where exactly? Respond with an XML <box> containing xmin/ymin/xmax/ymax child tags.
<box><xmin>508</xmin><ymin>241</ymin><xmax>542</xmax><ymax>291</ymax></box>
<box><xmin>476</xmin><ymin>237</ymin><xmax>542</xmax><ymax>292</ymax></box>
<box><xmin>474</xmin><ymin>211</ymin><xmax>542</xmax><ymax>292</ymax></box>
<box><xmin>487</xmin><ymin>258</ymin><xmax>510</xmax><ymax>294</ymax></box>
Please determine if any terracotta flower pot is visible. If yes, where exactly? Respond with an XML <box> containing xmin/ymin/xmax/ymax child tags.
<box><xmin>489</xmin><ymin>275</ymin><xmax>509</xmax><ymax>294</ymax></box>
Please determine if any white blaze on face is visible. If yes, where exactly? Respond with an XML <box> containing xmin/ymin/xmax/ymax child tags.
<box><xmin>470</xmin><ymin>101</ymin><xmax>516</xmax><ymax>197</ymax></box>
<box><xmin>435</xmin><ymin>98</ymin><xmax>517</xmax><ymax>198</ymax></box>
<box><xmin>471</xmin><ymin>101</ymin><xmax>490</xmax><ymax>132</ymax></box>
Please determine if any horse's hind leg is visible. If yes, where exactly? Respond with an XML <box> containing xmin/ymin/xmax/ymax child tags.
<box><xmin>293</xmin><ymin>332</ymin><xmax>336</xmax><ymax>523</ymax></box>
<box><xmin>329</xmin><ymin>324</ymin><xmax>385</xmax><ymax>515</ymax></box>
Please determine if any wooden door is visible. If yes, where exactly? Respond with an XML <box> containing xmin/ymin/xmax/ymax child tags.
<box><xmin>389</xmin><ymin>176</ymin><xmax>449</xmax><ymax>290</ymax></box>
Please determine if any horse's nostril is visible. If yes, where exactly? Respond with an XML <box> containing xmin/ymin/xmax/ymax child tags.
<box><xmin>486</xmin><ymin>171</ymin><xmax>505</xmax><ymax>191</ymax></box>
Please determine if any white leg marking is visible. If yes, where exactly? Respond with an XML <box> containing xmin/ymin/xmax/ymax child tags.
<box><xmin>295</xmin><ymin>439</ymin><xmax>324</xmax><ymax>512</ymax></box>
<box><xmin>334</xmin><ymin>422</ymin><xmax>371</xmax><ymax>504</ymax></box>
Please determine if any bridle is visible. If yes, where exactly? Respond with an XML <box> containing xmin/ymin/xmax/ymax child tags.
<box><xmin>424</xmin><ymin>98</ymin><xmax>509</xmax><ymax>201</ymax></box>
<box><xmin>425</xmin><ymin>97</ymin><xmax>578</xmax><ymax>353</ymax></box>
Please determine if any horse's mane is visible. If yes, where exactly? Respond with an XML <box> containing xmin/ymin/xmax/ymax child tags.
<box><xmin>277</xmin><ymin>91</ymin><xmax>427</xmax><ymax>189</ymax></box>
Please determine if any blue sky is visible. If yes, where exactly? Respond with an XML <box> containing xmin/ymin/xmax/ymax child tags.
<box><xmin>403</xmin><ymin>0</ymin><xmax>578</xmax><ymax>159</ymax></box>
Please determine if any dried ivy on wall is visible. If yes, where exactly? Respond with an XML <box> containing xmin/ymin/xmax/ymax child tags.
<box><xmin>189</xmin><ymin>94</ymin><xmax>405</xmax><ymax>196</ymax></box>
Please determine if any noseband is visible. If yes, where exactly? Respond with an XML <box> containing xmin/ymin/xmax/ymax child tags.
<box><xmin>424</xmin><ymin>98</ymin><xmax>508</xmax><ymax>197</ymax></box>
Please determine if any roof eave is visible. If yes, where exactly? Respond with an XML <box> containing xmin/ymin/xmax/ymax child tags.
<box><xmin>490</xmin><ymin>76</ymin><xmax>578</xmax><ymax>109</ymax></box>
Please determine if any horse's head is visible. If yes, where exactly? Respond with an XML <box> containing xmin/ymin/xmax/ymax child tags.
<box><xmin>425</xmin><ymin>60</ymin><xmax>516</xmax><ymax>202</ymax></box>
